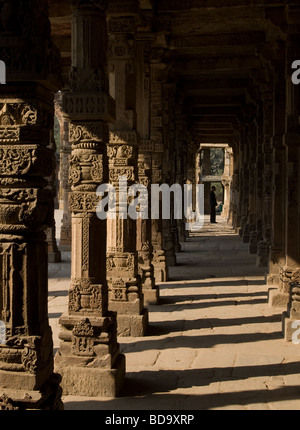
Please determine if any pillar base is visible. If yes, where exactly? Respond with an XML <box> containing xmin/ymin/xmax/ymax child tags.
<box><xmin>0</xmin><ymin>373</ymin><xmax>63</xmax><ymax>410</ymax></box>
<box><xmin>282</xmin><ymin>312</ymin><xmax>300</xmax><ymax>342</ymax></box>
<box><xmin>48</xmin><ymin>250</ymin><xmax>62</xmax><ymax>263</ymax></box>
<box><xmin>266</xmin><ymin>273</ymin><xmax>280</xmax><ymax>286</ymax></box>
<box><xmin>55</xmin><ymin>353</ymin><xmax>125</xmax><ymax>397</ymax></box>
<box><xmin>117</xmin><ymin>308</ymin><xmax>149</xmax><ymax>337</ymax></box>
<box><xmin>153</xmin><ymin>250</ymin><xmax>169</xmax><ymax>282</ymax></box>
<box><xmin>268</xmin><ymin>288</ymin><xmax>289</xmax><ymax>309</ymax></box>
<box><xmin>143</xmin><ymin>286</ymin><xmax>160</xmax><ymax>306</ymax></box>
<box><xmin>154</xmin><ymin>268</ymin><xmax>168</xmax><ymax>282</ymax></box>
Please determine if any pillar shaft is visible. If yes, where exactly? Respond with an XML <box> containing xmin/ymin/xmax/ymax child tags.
<box><xmin>54</xmin><ymin>0</ymin><xmax>125</xmax><ymax>397</ymax></box>
<box><xmin>150</xmin><ymin>58</ymin><xmax>168</xmax><ymax>282</ymax></box>
<box><xmin>107</xmin><ymin>2</ymin><xmax>148</xmax><ymax>336</ymax></box>
<box><xmin>135</xmin><ymin>35</ymin><xmax>159</xmax><ymax>305</ymax></box>
<box><xmin>55</xmin><ymin>95</ymin><xmax>72</xmax><ymax>250</ymax></box>
<box><xmin>267</xmin><ymin>50</ymin><xmax>288</xmax><ymax>307</ymax></box>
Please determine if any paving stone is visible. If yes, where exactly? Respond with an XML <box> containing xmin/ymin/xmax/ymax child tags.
<box><xmin>49</xmin><ymin>216</ymin><xmax>300</xmax><ymax>410</ymax></box>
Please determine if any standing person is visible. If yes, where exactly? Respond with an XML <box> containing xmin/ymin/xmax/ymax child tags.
<box><xmin>210</xmin><ymin>186</ymin><xmax>217</xmax><ymax>223</ymax></box>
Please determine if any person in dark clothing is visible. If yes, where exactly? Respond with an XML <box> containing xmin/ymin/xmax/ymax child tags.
<box><xmin>210</xmin><ymin>186</ymin><xmax>217</xmax><ymax>223</ymax></box>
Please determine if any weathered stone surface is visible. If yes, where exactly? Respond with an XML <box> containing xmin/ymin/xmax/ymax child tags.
<box><xmin>54</xmin><ymin>0</ymin><xmax>125</xmax><ymax>397</ymax></box>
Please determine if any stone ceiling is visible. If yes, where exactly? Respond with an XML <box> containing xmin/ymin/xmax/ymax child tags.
<box><xmin>49</xmin><ymin>0</ymin><xmax>299</xmax><ymax>145</ymax></box>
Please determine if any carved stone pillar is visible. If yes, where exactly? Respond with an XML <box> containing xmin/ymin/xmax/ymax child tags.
<box><xmin>150</xmin><ymin>57</ymin><xmax>168</xmax><ymax>282</ymax></box>
<box><xmin>268</xmin><ymin>138</ymin><xmax>287</xmax><ymax>307</ymax></box>
<box><xmin>46</xmin><ymin>132</ymin><xmax>61</xmax><ymax>263</ymax></box>
<box><xmin>0</xmin><ymin>0</ymin><xmax>63</xmax><ymax>410</ymax></box>
<box><xmin>135</xmin><ymin>33</ymin><xmax>159</xmax><ymax>305</ymax></box>
<box><xmin>202</xmin><ymin>148</ymin><xmax>211</xmax><ymax>214</ymax></box>
<box><xmin>137</xmin><ymin>148</ymin><xmax>158</xmax><ymax>305</ymax></box>
<box><xmin>238</xmin><ymin>126</ymin><xmax>251</xmax><ymax>240</ymax></box>
<box><xmin>241</xmin><ymin>110</ymin><xmax>256</xmax><ymax>244</ymax></box>
<box><xmin>151</xmin><ymin>151</ymin><xmax>168</xmax><ymax>282</ymax></box>
<box><xmin>283</xmin><ymin>268</ymin><xmax>300</xmax><ymax>342</ymax></box>
<box><xmin>267</xmin><ymin>49</ymin><xmax>288</xmax><ymax>307</ymax></box>
<box><xmin>54</xmin><ymin>0</ymin><xmax>125</xmax><ymax>397</ymax></box>
<box><xmin>232</xmin><ymin>166</ymin><xmax>241</xmax><ymax>231</ymax></box>
<box><xmin>257</xmin><ymin>84</ymin><xmax>273</xmax><ymax>267</ymax></box>
<box><xmin>162</xmin><ymin>83</ymin><xmax>177</xmax><ymax>266</ymax></box>
<box><xmin>247</xmin><ymin>120</ymin><xmax>259</xmax><ymax>254</ymax></box>
<box><xmin>55</xmin><ymin>94</ymin><xmax>72</xmax><ymax>251</ymax></box>
<box><xmin>107</xmin><ymin>2</ymin><xmax>148</xmax><ymax>336</ymax></box>
<box><xmin>221</xmin><ymin>147</ymin><xmax>233</xmax><ymax>221</ymax></box>
<box><xmin>282</xmin><ymin>32</ymin><xmax>300</xmax><ymax>337</ymax></box>
<box><xmin>175</xmin><ymin>112</ymin><xmax>187</xmax><ymax>244</ymax></box>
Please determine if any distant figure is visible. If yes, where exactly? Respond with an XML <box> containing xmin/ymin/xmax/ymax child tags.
<box><xmin>210</xmin><ymin>186</ymin><xmax>217</xmax><ymax>223</ymax></box>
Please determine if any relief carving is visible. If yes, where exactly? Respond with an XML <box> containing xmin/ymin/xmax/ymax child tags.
<box><xmin>69</xmin><ymin>279</ymin><xmax>104</xmax><ymax>314</ymax></box>
<box><xmin>71</xmin><ymin>318</ymin><xmax>95</xmax><ymax>357</ymax></box>
<box><xmin>69</xmin><ymin>192</ymin><xmax>101</xmax><ymax>213</ymax></box>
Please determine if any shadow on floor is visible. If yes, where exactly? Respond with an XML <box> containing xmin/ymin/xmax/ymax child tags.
<box><xmin>146</xmin><ymin>314</ymin><xmax>282</xmax><ymax>336</ymax></box>
<box><xmin>63</xmin><ymin>364</ymin><xmax>300</xmax><ymax>410</ymax></box>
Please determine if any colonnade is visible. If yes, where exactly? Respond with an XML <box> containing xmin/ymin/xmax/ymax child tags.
<box><xmin>0</xmin><ymin>0</ymin><xmax>300</xmax><ymax>410</ymax></box>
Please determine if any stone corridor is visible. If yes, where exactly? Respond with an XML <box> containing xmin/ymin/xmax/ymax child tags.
<box><xmin>49</xmin><ymin>215</ymin><xmax>300</xmax><ymax>410</ymax></box>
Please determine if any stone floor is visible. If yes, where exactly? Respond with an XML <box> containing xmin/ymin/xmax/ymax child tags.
<box><xmin>48</xmin><ymin>215</ymin><xmax>300</xmax><ymax>410</ymax></box>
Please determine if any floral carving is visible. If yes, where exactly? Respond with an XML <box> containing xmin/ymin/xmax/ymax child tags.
<box><xmin>69</xmin><ymin>279</ymin><xmax>103</xmax><ymax>313</ymax></box>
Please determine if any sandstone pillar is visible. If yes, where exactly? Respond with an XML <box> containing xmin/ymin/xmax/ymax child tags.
<box><xmin>137</xmin><ymin>149</ymin><xmax>158</xmax><ymax>305</ymax></box>
<box><xmin>202</xmin><ymin>148</ymin><xmax>211</xmax><ymax>214</ymax></box>
<box><xmin>247</xmin><ymin>120</ymin><xmax>260</xmax><ymax>254</ymax></box>
<box><xmin>161</xmin><ymin>83</ymin><xmax>177</xmax><ymax>266</ymax></box>
<box><xmin>0</xmin><ymin>0</ymin><xmax>63</xmax><ymax>410</ymax></box>
<box><xmin>150</xmin><ymin>56</ymin><xmax>168</xmax><ymax>282</ymax></box>
<box><xmin>267</xmin><ymin>46</ymin><xmax>288</xmax><ymax>307</ymax></box>
<box><xmin>46</xmin><ymin>132</ymin><xmax>61</xmax><ymax>263</ymax></box>
<box><xmin>107</xmin><ymin>2</ymin><xmax>148</xmax><ymax>335</ymax></box>
<box><xmin>54</xmin><ymin>0</ymin><xmax>125</xmax><ymax>396</ymax></box>
<box><xmin>135</xmin><ymin>33</ymin><xmax>159</xmax><ymax>305</ymax></box>
<box><xmin>282</xmin><ymin>33</ymin><xmax>300</xmax><ymax>339</ymax></box>
<box><xmin>175</xmin><ymin>113</ymin><xmax>188</xmax><ymax>243</ymax></box>
<box><xmin>55</xmin><ymin>95</ymin><xmax>72</xmax><ymax>251</ymax></box>
<box><xmin>222</xmin><ymin>147</ymin><xmax>233</xmax><ymax>221</ymax></box>
<box><xmin>240</xmin><ymin>118</ymin><xmax>252</xmax><ymax>243</ymax></box>
<box><xmin>257</xmin><ymin>81</ymin><xmax>273</xmax><ymax>267</ymax></box>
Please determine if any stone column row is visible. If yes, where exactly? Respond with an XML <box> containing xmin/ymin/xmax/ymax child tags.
<box><xmin>0</xmin><ymin>0</ymin><xmax>63</xmax><ymax>410</ymax></box>
<box><xmin>54</xmin><ymin>0</ymin><xmax>125</xmax><ymax>397</ymax></box>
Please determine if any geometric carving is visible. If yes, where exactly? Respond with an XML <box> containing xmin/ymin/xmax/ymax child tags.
<box><xmin>69</xmin><ymin>279</ymin><xmax>104</xmax><ymax>315</ymax></box>
<box><xmin>106</xmin><ymin>253</ymin><xmax>135</xmax><ymax>272</ymax></box>
<box><xmin>109</xmin><ymin>166</ymin><xmax>135</xmax><ymax>183</ymax></box>
<box><xmin>63</xmin><ymin>93</ymin><xmax>115</xmax><ymax>122</ymax></box>
<box><xmin>108</xmin><ymin>17</ymin><xmax>136</xmax><ymax>34</ymax></box>
<box><xmin>0</xmin><ymin>146</ymin><xmax>53</xmax><ymax>177</ymax></box>
<box><xmin>69</xmin><ymin>123</ymin><xmax>107</xmax><ymax>145</ymax></box>
<box><xmin>110</xmin><ymin>279</ymin><xmax>127</xmax><ymax>301</ymax></box>
<box><xmin>69</xmin><ymin>154</ymin><xmax>104</xmax><ymax>186</ymax></box>
<box><xmin>72</xmin><ymin>319</ymin><xmax>95</xmax><ymax>357</ymax></box>
<box><xmin>69</xmin><ymin>192</ymin><xmax>101</xmax><ymax>213</ymax></box>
